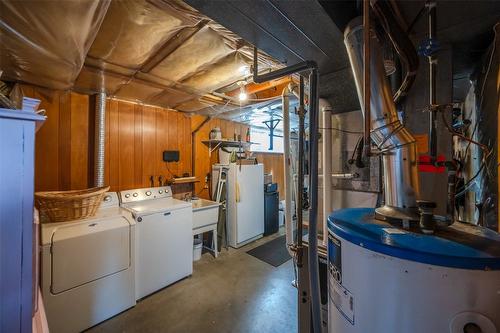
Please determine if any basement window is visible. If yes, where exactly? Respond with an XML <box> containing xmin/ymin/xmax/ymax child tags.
<box><xmin>250</xmin><ymin>127</ymin><xmax>284</xmax><ymax>153</ymax></box>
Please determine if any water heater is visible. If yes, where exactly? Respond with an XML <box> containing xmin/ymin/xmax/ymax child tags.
<box><xmin>328</xmin><ymin>208</ymin><xmax>500</xmax><ymax>333</ymax></box>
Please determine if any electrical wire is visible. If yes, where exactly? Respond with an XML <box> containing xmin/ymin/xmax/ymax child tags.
<box><xmin>208</xmin><ymin>98</ymin><xmax>232</xmax><ymax>114</ymax></box>
<box><xmin>406</xmin><ymin>3</ymin><xmax>426</xmax><ymax>34</ymax></box>
<box><xmin>208</xmin><ymin>95</ymin><xmax>282</xmax><ymax>115</ymax></box>
<box><xmin>454</xmin><ymin>24</ymin><xmax>498</xmax><ymax>201</ymax></box>
<box><xmin>165</xmin><ymin>163</ymin><xmax>176</xmax><ymax>179</ymax></box>
<box><xmin>440</xmin><ymin>108</ymin><xmax>490</xmax><ymax>157</ymax></box>
<box><xmin>246</xmin><ymin>96</ymin><xmax>282</xmax><ymax>102</ymax></box>
<box><xmin>195</xmin><ymin>186</ymin><xmax>207</xmax><ymax>196</ymax></box>
<box><xmin>463</xmin><ymin>24</ymin><xmax>497</xmax><ymax>159</ymax></box>
<box><xmin>454</xmin><ymin>162</ymin><xmax>486</xmax><ymax>198</ymax></box>
<box><xmin>455</xmin><ymin>143</ymin><xmax>494</xmax><ymax>198</ymax></box>
<box><xmin>319</xmin><ymin>127</ymin><xmax>364</xmax><ymax>135</ymax></box>
<box><xmin>349</xmin><ymin>137</ymin><xmax>363</xmax><ymax>163</ymax></box>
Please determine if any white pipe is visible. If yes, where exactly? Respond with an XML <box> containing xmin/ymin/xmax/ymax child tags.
<box><xmin>283</xmin><ymin>83</ymin><xmax>296</xmax><ymax>255</ymax></box>
<box><xmin>331</xmin><ymin>173</ymin><xmax>358</xmax><ymax>179</ymax></box>
<box><xmin>320</xmin><ymin>98</ymin><xmax>333</xmax><ymax>247</ymax></box>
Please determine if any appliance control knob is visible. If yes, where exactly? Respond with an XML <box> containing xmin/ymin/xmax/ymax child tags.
<box><xmin>159</xmin><ymin>190</ymin><xmax>163</xmax><ymax>194</ymax></box>
<box><xmin>103</xmin><ymin>195</ymin><xmax>112</xmax><ymax>202</ymax></box>
<box><xmin>146</xmin><ymin>191</ymin><xmax>152</xmax><ymax>196</ymax></box>
<box><xmin>125</xmin><ymin>194</ymin><xmax>130</xmax><ymax>198</ymax></box>
<box><xmin>133</xmin><ymin>193</ymin><xmax>138</xmax><ymax>197</ymax></box>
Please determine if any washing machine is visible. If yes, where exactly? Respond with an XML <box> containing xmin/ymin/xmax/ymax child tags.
<box><xmin>41</xmin><ymin>192</ymin><xmax>136</xmax><ymax>333</ymax></box>
<box><xmin>120</xmin><ymin>186</ymin><xmax>193</xmax><ymax>300</ymax></box>
<box><xmin>327</xmin><ymin>208</ymin><xmax>500</xmax><ymax>333</ymax></box>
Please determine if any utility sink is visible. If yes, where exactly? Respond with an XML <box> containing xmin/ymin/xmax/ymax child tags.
<box><xmin>191</xmin><ymin>198</ymin><xmax>220</xmax><ymax>230</ymax></box>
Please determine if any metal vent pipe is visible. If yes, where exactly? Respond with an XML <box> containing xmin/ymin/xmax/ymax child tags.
<box><xmin>94</xmin><ymin>92</ymin><xmax>106</xmax><ymax>187</ymax></box>
<box><xmin>320</xmin><ymin>98</ymin><xmax>333</xmax><ymax>247</ymax></box>
<box><xmin>345</xmin><ymin>17</ymin><xmax>420</xmax><ymax>220</ymax></box>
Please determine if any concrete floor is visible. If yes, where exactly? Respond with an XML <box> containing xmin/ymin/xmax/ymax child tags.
<box><xmin>88</xmin><ymin>232</ymin><xmax>298</xmax><ymax>333</ymax></box>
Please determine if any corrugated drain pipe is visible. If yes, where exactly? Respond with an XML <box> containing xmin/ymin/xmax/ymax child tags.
<box><xmin>94</xmin><ymin>92</ymin><xmax>106</xmax><ymax>187</ymax></box>
<box><xmin>253</xmin><ymin>47</ymin><xmax>322</xmax><ymax>333</ymax></box>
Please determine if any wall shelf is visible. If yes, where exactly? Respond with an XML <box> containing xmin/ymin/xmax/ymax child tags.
<box><xmin>170</xmin><ymin>177</ymin><xmax>200</xmax><ymax>184</ymax></box>
<box><xmin>201</xmin><ymin>139</ymin><xmax>257</xmax><ymax>155</ymax></box>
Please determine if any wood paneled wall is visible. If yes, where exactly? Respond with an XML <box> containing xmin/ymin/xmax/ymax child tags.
<box><xmin>29</xmin><ymin>85</ymin><xmax>251</xmax><ymax>198</ymax></box>
<box><xmin>253</xmin><ymin>152</ymin><xmax>285</xmax><ymax>199</ymax></box>
<box><xmin>103</xmin><ymin>99</ymin><xmax>192</xmax><ymax>191</ymax></box>
<box><xmin>28</xmin><ymin>85</ymin><xmax>283</xmax><ymax>200</ymax></box>
<box><xmin>25</xmin><ymin>86</ymin><xmax>90</xmax><ymax>191</ymax></box>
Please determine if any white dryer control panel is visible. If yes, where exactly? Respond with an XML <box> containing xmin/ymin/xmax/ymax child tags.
<box><xmin>120</xmin><ymin>186</ymin><xmax>172</xmax><ymax>203</ymax></box>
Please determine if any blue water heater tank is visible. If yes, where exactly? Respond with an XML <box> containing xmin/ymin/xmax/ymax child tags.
<box><xmin>328</xmin><ymin>208</ymin><xmax>500</xmax><ymax>333</ymax></box>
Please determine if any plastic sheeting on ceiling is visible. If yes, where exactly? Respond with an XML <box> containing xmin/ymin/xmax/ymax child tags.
<box><xmin>0</xmin><ymin>0</ymin><xmax>282</xmax><ymax>113</ymax></box>
<box><xmin>0</xmin><ymin>0</ymin><xmax>110</xmax><ymax>90</ymax></box>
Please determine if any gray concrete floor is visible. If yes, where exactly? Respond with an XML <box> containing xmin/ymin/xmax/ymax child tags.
<box><xmin>88</xmin><ymin>231</ymin><xmax>298</xmax><ymax>333</ymax></box>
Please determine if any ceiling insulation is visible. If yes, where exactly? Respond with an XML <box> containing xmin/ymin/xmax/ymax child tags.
<box><xmin>0</xmin><ymin>0</ymin><xmax>283</xmax><ymax>115</ymax></box>
<box><xmin>0</xmin><ymin>0</ymin><xmax>110</xmax><ymax>90</ymax></box>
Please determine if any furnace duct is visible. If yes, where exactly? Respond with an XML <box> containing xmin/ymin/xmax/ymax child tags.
<box><xmin>94</xmin><ymin>92</ymin><xmax>106</xmax><ymax>187</ymax></box>
<box><xmin>344</xmin><ymin>17</ymin><xmax>420</xmax><ymax>220</ymax></box>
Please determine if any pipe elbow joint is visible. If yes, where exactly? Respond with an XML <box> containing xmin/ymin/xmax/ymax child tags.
<box><xmin>305</xmin><ymin>60</ymin><xmax>318</xmax><ymax>70</ymax></box>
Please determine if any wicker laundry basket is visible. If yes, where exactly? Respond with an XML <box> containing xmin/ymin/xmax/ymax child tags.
<box><xmin>35</xmin><ymin>186</ymin><xmax>110</xmax><ymax>223</ymax></box>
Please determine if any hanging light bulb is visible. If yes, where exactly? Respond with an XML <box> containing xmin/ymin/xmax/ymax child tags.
<box><xmin>238</xmin><ymin>85</ymin><xmax>247</xmax><ymax>101</ymax></box>
<box><xmin>238</xmin><ymin>65</ymin><xmax>250</xmax><ymax>75</ymax></box>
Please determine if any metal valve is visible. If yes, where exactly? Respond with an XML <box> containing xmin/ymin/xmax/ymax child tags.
<box><xmin>417</xmin><ymin>200</ymin><xmax>437</xmax><ymax>234</ymax></box>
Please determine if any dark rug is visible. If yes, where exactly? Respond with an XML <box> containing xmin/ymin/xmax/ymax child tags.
<box><xmin>246</xmin><ymin>235</ymin><xmax>291</xmax><ymax>267</ymax></box>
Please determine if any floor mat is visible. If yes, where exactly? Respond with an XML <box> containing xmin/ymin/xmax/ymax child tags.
<box><xmin>246</xmin><ymin>235</ymin><xmax>291</xmax><ymax>267</ymax></box>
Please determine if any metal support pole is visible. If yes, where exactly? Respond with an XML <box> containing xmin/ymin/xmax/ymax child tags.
<box><xmin>307</xmin><ymin>68</ymin><xmax>322</xmax><ymax>333</ymax></box>
<box><xmin>363</xmin><ymin>0</ymin><xmax>371</xmax><ymax>158</ymax></box>
<box><xmin>321</xmin><ymin>99</ymin><xmax>333</xmax><ymax>247</ymax></box>
<box><xmin>94</xmin><ymin>92</ymin><xmax>106</xmax><ymax>187</ymax></box>
<box><xmin>427</xmin><ymin>1</ymin><xmax>437</xmax><ymax>160</ymax></box>
<box><xmin>269</xmin><ymin>125</ymin><xmax>274</xmax><ymax>150</ymax></box>
<box><xmin>297</xmin><ymin>77</ymin><xmax>305</xmax><ymax>267</ymax></box>
<box><xmin>264</xmin><ymin>119</ymin><xmax>281</xmax><ymax>151</ymax></box>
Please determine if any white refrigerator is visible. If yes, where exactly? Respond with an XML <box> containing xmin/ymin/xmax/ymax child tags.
<box><xmin>212</xmin><ymin>163</ymin><xmax>264</xmax><ymax>248</ymax></box>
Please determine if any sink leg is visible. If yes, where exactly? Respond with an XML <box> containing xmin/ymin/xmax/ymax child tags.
<box><xmin>212</xmin><ymin>227</ymin><xmax>218</xmax><ymax>258</ymax></box>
